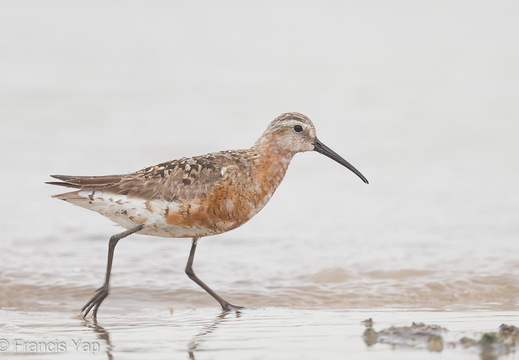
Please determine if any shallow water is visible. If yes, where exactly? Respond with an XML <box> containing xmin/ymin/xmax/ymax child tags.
<box><xmin>1</xmin><ymin>308</ymin><xmax>518</xmax><ymax>360</ymax></box>
<box><xmin>1</xmin><ymin>0</ymin><xmax>519</xmax><ymax>359</ymax></box>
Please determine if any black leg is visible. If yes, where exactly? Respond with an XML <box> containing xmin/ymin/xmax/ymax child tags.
<box><xmin>185</xmin><ymin>237</ymin><xmax>243</xmax><ymax>311</ymax></box>
<box><xmin>81</xmin><ymin>224</ymin><xmax>144</xmax><ymax>320</ymax></box>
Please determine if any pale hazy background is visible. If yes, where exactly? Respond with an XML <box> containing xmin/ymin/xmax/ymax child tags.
<box><xmin>1</xmin><ymin>1</ymin><xmax>518</xmax><ymax>359</ymax></box>
<box><xmin>1</xmin><ymin>0</ymin><xmax>518</xmax><ymax>307</ymax></box>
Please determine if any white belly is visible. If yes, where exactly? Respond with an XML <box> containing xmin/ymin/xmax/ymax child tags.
<box><xmin>64</xmin><ymin>190</ymin><xmax>217</xmax><ymax>238</ymax></box>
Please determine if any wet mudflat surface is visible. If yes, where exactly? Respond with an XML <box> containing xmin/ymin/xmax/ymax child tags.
<box><xmin>1</xmin><ymin>307</ymin><xmax>518</xmax><ymax>359</ymax></box>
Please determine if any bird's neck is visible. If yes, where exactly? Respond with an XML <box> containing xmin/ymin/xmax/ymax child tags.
<box><xmin>251</xmin><ymin>141</ymin><xmax>294</xmax><ymax>196</ymax></box>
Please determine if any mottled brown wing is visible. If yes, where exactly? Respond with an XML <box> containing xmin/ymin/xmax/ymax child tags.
<box><xmin>48</xmin><ymin>150</ymin><xmax>253</xmax><ymax>202</ymax></box>
<box><xmin>116</xmin><ymin>155</ymin><xmax>228</xmax><ymax>201</ymax></box>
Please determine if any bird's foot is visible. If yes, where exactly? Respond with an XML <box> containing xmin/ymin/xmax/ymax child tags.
<box><xmin>221</xmin><ymin>302</ymin><xmax>244</xmax><ymax>312</ymax></box>
<box><xmin>81</xmin><ymin>285</ymin><xmax>109</xmax><ymax>320</ymax></box>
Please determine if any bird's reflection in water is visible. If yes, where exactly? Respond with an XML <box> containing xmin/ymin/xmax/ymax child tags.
<box><xmin>188</xmin><ymin>310</ymin><xmax>240</xmax><ymax>360</ymax></box>
<box><xmin>84</xmin><ymin>320</ymin><xmax>114</xmax><ymax>360</ymax></box>
<box><xmin>82</xmin><ymin>310</ymin><xmax>240</xmax><ymax>360</ymax></box>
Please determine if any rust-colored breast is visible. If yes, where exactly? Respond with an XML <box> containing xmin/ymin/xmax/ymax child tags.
<box><xmin>164</xmin><ymin>150</ymin><xmax>291</xmax><ymax>235</ymax></box>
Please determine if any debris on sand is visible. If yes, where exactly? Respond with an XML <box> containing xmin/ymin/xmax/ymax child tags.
<box><xmin>498</xmin><ymin>324</ymin><xmax>519</xmax><ymax>346</ymax></box>
<box><xmin>362</xmin><ymin>320</ymin><xmax>518</xmax><ymax>359</ymax></box>
<box><xmin>362</xmin><ymin>321</ymin><xmax>446</xmax><ymax>351</ymax></box>
<box><xmin>458</xmin><ymin>324</ymin><xmax>518</xmax><ymax>359</ymax></box>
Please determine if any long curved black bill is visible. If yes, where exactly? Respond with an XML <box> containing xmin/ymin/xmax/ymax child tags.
<box><xmin>314</xmin><ymin>138</ymin><xmax>369</xmax><ymax>184</ymax></box>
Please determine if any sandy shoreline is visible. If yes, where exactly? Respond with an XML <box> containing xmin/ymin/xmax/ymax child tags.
<box><xmin>1</xmin><ymin>307</ymin><xmax>517</xmax><ymax>359</ymax></box>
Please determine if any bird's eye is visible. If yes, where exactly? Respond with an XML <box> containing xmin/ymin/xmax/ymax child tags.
<box><xmin>293</xmin><ymin>125</ymin><xmax>303</xmax><ymax>133</ymax></box>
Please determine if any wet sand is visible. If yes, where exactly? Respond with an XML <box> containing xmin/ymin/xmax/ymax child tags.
<box><xmin>1</xmin><ymin>307</ymin><xmax>518</xmax><ymax>359</ymax></box>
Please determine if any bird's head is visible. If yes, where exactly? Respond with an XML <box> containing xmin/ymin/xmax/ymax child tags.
<box><xmin>255</xmin><ymin>112</ymin><xmax>368</xmax><ymax>184</ymax></box>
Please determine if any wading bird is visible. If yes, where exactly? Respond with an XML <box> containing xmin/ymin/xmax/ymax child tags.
<box><xmin>48</xmin><ymin>112</ymin><xmax>368</xmax><ymax>319</ymax></box>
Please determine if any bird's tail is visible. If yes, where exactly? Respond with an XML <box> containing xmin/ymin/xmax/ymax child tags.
<box><xmin>46</xmin><ymin>174</ymin><xmax>123</xmax><ymax>189</ymax></box>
